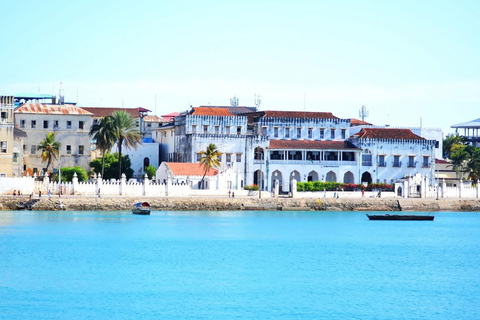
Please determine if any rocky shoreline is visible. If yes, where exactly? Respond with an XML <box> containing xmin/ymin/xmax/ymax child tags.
<box><xmin>1</xmin><ymin>196</ymin><xmax>480</xmax><ymax>212</ymax></box>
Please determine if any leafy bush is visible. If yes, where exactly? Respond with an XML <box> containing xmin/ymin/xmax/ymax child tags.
<box><xmin>145</xmin><ymin>165</ymin><xmax>157</xmax><ymax>179</ymax></box>
<box><xmin>53</xmin><ymin>166</ymin><xmax>88</xmax><ymax>182</ymax></box>
<box><xmin>296</xmin><ymin>181</ymin><xmax>393</xmax><ymax>192</ymax></box>
<box><xmin>244</xmin><ymin>184</ymin><xmax>260</xmax><ymax>191</ymax></box>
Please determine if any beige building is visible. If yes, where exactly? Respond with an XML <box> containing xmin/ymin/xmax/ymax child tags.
<box><xmin>0</xmin><ymin>96</ymin><xmax>15</xmax><ymax>177</ymax></box>
<box><xmin>15</xmin><ymin>103</ymin><xmax>93</xmax><ymax>175</ymax></box>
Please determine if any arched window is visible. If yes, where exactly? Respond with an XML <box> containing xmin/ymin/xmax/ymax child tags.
<box><xmin>144</xmin><ymin>157</ymin><xmax>150</xmax><ymax>170</ymax></box>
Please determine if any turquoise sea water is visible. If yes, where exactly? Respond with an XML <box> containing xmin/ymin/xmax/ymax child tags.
<box><xmin>1</xmin><ymin>210</ymin><xmax>479</xmax><ymax>319</ymax></box>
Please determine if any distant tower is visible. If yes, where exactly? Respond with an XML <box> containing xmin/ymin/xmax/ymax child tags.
<box><xmin>359</xmin><ymin>105</ymin><xmax>369</xmax><ymax>122</ymax></box>
<box><xmin>230</xmin><ymin>96</ymin><xmax>239</xmax><ymax>107</ymax></box>
<box><xmin>254</xmin><ymin>94</ymin><xmax>261</xmax><ymax>109</ymax></box>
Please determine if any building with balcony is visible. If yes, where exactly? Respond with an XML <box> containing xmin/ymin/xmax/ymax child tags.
<box><xmin>451</xmin><ymin>118</ymin><xmax>480</xmax><ymax>147</ymax></box>
<box><xmin>0</xmin><ymin>96</ymin><xmax>15</xmax><ymax>177</ymax></box>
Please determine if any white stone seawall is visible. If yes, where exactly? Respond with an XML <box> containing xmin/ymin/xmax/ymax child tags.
<box><xmin>1</xmin><ymin>196</ymin><xmax>480</xmax><ymax>212</ymax></box>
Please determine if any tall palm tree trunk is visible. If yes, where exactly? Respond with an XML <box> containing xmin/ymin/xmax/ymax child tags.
<box><xmin>118</xmin><ymin>139</ymin><xmax>123</xmax><ymax>179</ymax></box>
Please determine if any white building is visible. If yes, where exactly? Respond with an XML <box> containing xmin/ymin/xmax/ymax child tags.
<box><xmin>163</xmin><ymin>106</ymin><xmax>438</xmax><ymax>193</ymax></box>
<box><xmin>15</xmin><ymin>103</ymin><xmax>93</xmax><ymax>175</ymax></box>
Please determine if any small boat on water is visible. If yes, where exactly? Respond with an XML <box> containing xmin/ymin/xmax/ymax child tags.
<box><xmin>366</xmin><ymin>214</ymin><xmax>434</xmax><ymax>221</ymax></box>
<box><xmin>132</xmin><ymin>202</ymin><xmax>151</xmax><ymax>215</ymax></box>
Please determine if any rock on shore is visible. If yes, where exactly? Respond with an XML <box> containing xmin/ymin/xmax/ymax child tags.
<box><xmin>1</xmin><ymin>196</ymin><xmax>480</xmax><ymax>212</ymax></box>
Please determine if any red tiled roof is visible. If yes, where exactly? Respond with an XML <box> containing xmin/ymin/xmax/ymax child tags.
<box><xmin>262</xmin><ymin>110</ymin><xmax>339</xmax><ymax>119</ymax></box>
<box><xmin>15</xmin><ymin>103</ymin><xmax>93</xmax><ymax>115</ymax></box>
<box><xmin>352</xmin><ymin>128</ymin><xmax>425</xmax><ymax>140</ymax></box>
<box><xmin>269</xmin><ymin>140</ymin><xmax>360</xmax><ymax>150</ymax></box>
<box><xmin>191</xmin><ymin>107</ymin><xmax>235</xmax><ymax>116</ymax></box>
<box><xmin>435</xmin><ymin>158</ymin><xmax>449</xmax><ymax>164</ymax></box>
<box><xmin>350</xmin><ymin>118</ymin><xmax>372</xmax><ymax>126</ymax></box>
<box><xmin>166</xmin><ymin>162</ymin><xmax>218</xmax><ymax>176</ymax></box>
<box><xmin>81</xmin><ymin>107</ymin><xmax>146</xmax><ymax>118</ymax></box>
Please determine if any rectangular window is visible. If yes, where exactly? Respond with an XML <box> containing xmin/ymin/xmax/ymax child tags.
<box><xmin>13</xmin><ymin>152</ymin><xmax>19</xmax><ymax>162</ymax></box>
<box><xmin>285</xmin><ymin>127</ymin><xmax>290</xmax><ymax>138</ymax></box>
<box><xmin>393</xmin><ymin>155</ymin><xmax>401</xmax><ymax>167</ymax></box>
<box><xmin>79</xmin><ymin>145</ymin><xmax>85</xmax><ymax>155</ymax></box>
<box><xmin>31</xmin><ymin>145</ymin><xmax>36</xmax><ymax>155</ymax></box>
<box><xmin>218</xmin><ymin>154</ymin><xmax>222</xmax><ymax>162</ymax></box>
<box><xmin>0</xmin><ymin>141</ymin><xmax>7</xmax><ymax>153</ymax></box>
<box><xmin>330</xmin><ymin>129</ymin><xmax>335</xmax><ymax>139</ymax></box>
<box><xmin>79</xmin><ymin>121</ymin><xmax>84</xmax><ymax>130</ymax></box>
<box><xmin>341</xmin><ymin>129</ymin><xmax>346</xmax><ymax>140</ymax></box>
<box><xmin>43</xmin><ymin>120</ymin><xmax>49</xmax><ymax>129</ymax></box>
<box><xmin>215</xmin><ymin>125</ymin><xmax>220</xmax><ymax>134</ymax></box>
<box><xmin>192</xmin><ymin>125</ymin><xmax>197</xmax><ymax>133</ymax></box>
<box><xmin>226</xmin><ymin>153</ymin><xmax>232</xmax><ymax>162</ymax></box>
<box><xmin>320</xmin><ymin>128</ymin><xmax>325</xmax><ymax>139</ymax></box>
<box><xmin>20</xmin><ymin>120</ymin><xmax>25</xmax><ymax>128</ymax></box>
<box><xmin>31</xmin><ymin>120</ymin><xmax>36</xmax><ymax>128</ymax></box>
<box><xmin>203</xmin><ymin>125</ymin><xmax>208</xmax><ymax>133</ymax></box>
<box><xmin>1</xmin><ymin>111</ymin><xmax>7</xmax><ymax>122</ymax></box>
<box><xmin>23</xmin><ymin>144</ymin><xmax>26</xmax><ymax>152</ymax></box>
<box><xmin>378</xmin><ymin>155</ymin><xmax>386</xmax><ymax>167</ymax></box>
<box><xmin>237</xmin><ymin>126</ymin><xmax>241</xmax><ymax>135</ymax></box>
<box><xmin>196</xmin><ymin>153</ymin><xmax>202</xmax><ymax>162</ymax></box>
<box><xmin>423</xmin><ymin>156</ymin><xmax>430</xmax><ymax>168</ymax></box>
<box><xmin>297</xmin><ymin>127</ymin><xmax>301</xmax><ymax>138</ymax></box>
<box><xmin>236</xmin><ymin>153</ymin><xmax>242</xmax><ymax>162</ymax></box>
<box><xmin>66</xmin><ymin>145</ymin><xmax>72</xmax><ymax>155</ymax></box>
<box><xmin>408</xmin><ymin>156</ymin><xmax>415</xmax><ymax>168</ymax></box>
<box><xmin>226</xmin><ymin>126</ymin><xmax>231</xmax><ymax>134</ymax></box>
<box><xmin>362</xmin><ymin>153</ymin><xmax>372</xmax><ymax>166</ymax></box>
<box><xmin>262</xmin><ymin>127</ymin><xmax>267</xmax><ymax>136</ymax></box>
<box><xmin>66</xmin><ymin>121</ymin><xmax>72</xmax><ymax>129</ymax></box>
<box><xmin>53</xmin><ymin>120</ymin><xmax>59</xmax><ymax>130</ymax></box>
<box><xmin>308</xmin><ymin>128</ymin><xmax>313</xmax><ymax>139</ymax></box>
<box><xmin>274</xmin><ymin>127</ymin><xmax>279</xmax><ymax>138</ymax></box>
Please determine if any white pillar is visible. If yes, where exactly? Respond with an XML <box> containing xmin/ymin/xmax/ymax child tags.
<box><xmin>120</xmin><ymin>173</ymin><xmax>126</xmax><ymax>196</ymax></box>
<box><xmin>143</xmin><ymin>174</ymin><xmax>149</xmax><ymax>196</ymax></box>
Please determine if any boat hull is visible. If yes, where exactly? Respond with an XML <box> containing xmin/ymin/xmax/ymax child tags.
<box><xmin>132</xmin><ymin>202</ymin><xmax>151</xmax><ymax>215</ymax></box>
<box><xmin>366</xmin><ymin>214</ymin><xmax>434</xmax><ymax>221</ymax></box>
<box><xmin>132</xmin><ymin>209</ymin><xmax>150</xmax><ymax>215</ymax></box>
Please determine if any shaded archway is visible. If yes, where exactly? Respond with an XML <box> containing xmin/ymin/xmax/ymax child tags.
<box><xmin>397</xmin><ymin>186</ymin><xmax>403</xmax><ymax>197</ymax></box>
<box><xmin>290</xmin><ymin>170</ymin><xmax>301</xmax><ymax>192</ymax></box>
<box><xmin>254</xmin><ymin>146</ymin><xmax>264</xmax><ymax>160</ymax></box>
<box><xmin>253</xmin><ymin>169</ymin><xmax>265</xmax><ymax>190</ymax></box>
<box><xmin>325</xmin><ymin>171</ymin><xmax>336</xmax><ymax>182</ymax></box>
<box><xmin>308</xmin><ymin>170</ymin><xmax>319</xmax><ymax>182</ymax></box>
<box><xmin>343</xmin><ymin>171</ymin><xmax>354</xmax><ymax>184</ymax></box>
<box><xmin>271</xmin><ymin>170</ymin><xmax>283</xmax><ymax>193</ymax></box>
<box><xmin>361</xmin><ymin>171</ymin><xmax>372</xmax><ymax>184</ymax></box>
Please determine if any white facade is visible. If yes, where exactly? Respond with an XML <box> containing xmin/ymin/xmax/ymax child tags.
<box><xmin>159</xmin><ymin>107</ymin><xmax>438</xmax><ymax>193</ymax></box>
<box><xmin>122</xmin><ymin>142</ymin><xmax>160</xmax><ymax>180</ymax></box>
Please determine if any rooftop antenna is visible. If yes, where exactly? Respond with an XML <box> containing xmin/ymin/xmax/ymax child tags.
<box><xmin>230</xmin><ymin>95</ymin><xmax>239</xmax><ymax>107</ymax></box>
<box><xmin>359</xmin><ymin>105</ymin><xmax>369</xmax><ymax>122</ymax></box>
<box><xmin>58</xmin><ymin>81</ymin><xmax>65</xmax><ymax>105</ymax></box>
<box><xmin>254</xmin><ymin>93</ymin><xmax>261</xmax><ymax>110</ymax></box>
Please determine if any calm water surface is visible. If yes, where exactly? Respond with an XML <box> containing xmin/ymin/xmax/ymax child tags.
<box><xmin>1</xmin><ymin>210</ymin><xmax>479</xmax><ymax>319</ymax></box>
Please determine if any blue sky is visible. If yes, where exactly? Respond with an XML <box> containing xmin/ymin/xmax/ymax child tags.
<box><xmin>1</xmin><ymin>0</ymin><xmax>479</xmax><ymax>134</ymax></box>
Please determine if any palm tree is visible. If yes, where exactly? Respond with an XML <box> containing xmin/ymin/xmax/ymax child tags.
<box><xmin>199</xmin><ymin>143</ymin><xmax>222</xmax><ymax>189</ymax></box>
<box><xmin>37</xmin><ymin>132</ymin><xmax>61</xmax><ymax>175</ymax></box>
<box><xmin>89</xmin><ymin>116</ymin><xmax>116</xmax><ymax>177</ymax></box>
<box><xmin>110</xmin><ymin>110</ymin><xmax>142</xmax><ymax>179</ymax></box>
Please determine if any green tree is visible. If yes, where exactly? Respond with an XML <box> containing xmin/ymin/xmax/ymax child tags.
<box><xmin>145</xmin><ymin>165</ymin><xmax>157</xmax><ymax>179</ymax></box>
<box><xmin>37</xmin><ymin>132</ymin><xmax>61</xmax><ymax>174</ymax></box>
<box><xmin>90</xmin><ymin>152</ymin><xmax>134</xmax><ymax>180</ymax></box>
<box><xmin>198</xmin><ymin>143</ymin><xmax>221</xmax><ymax>189</ymax></box>
<box><xmin>54</xmin><ymin>166</ymin><xmax>88</xmax><ymax>182</ymax></box>
<box><xmin>443</xmin><ymin>133</ymin><xmax>467</xmax><ymax>159</ymax></box>
<box><xmin>449</xmin><ymin>144</ymin><xmax>468</xmax><ymax>178</ymax></box>
<box><xmin>89</xmin><ymin>116</ymin><xmax>116</xmax><ymax>177</ymax></box>
<box><xmin>465</xmin><ymin>146</ymin><xmax>480</xmax><ymax>184</ymax></box>
<box><xmin>111</xmin><ymin>110</ymin><xmax>142</xmax><ymax>179</ymax></box>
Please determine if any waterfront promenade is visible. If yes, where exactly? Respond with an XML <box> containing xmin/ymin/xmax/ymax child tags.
<box><xmin>1</xmin><ymin>195</ymin><xmax>480</xmax><ymax>212</ymax></box>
